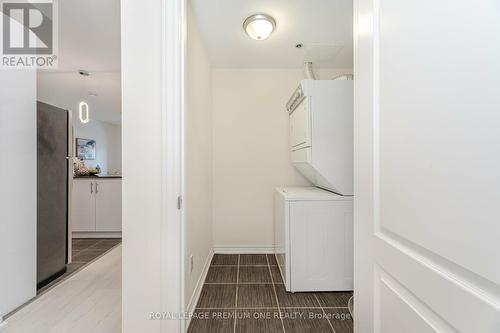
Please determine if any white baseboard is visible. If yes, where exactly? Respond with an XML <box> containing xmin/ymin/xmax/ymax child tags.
<box><xmin>185</xmin><ymin>248</ymin><xmax>214</xmax><ymax>331</ymax></box>
<box><xmin>213</xmin><ymin>245</ymin><xmax>274</xmax><ymax>254</ymax></box>
<box><xmin>72</xmin><ymin>232</ymin><xmax>122</xmax><ymax>239</ymax></box>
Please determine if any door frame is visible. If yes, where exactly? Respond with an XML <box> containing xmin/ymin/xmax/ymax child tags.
<box><xmin>353</xmin><ymin>0</ymin><xmax>375</xmax><ymax>330</ymax></box>
<box><xmin>127</xmin><ymin>0</ymin><xmax>369</xmax><ymax>331</ymax></box>
<box><xmin>161</xmin><ymin>0</ymin><xmax>187</xmax><ymax>331</ymax></box>
<box><xmin>121</xmin><ymin>0</ymin><xmax>186</xmax><ymax>331</ymax></box>
<box><xmin>67</xmin><ymin>110</ymin><xmax>73</xmax><ymax>265</ymax></box>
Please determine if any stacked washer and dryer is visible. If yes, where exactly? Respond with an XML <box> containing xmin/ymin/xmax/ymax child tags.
<box><xmin>274</xmin><ymin>78</ymin><xmax>353</xmax><ymax>292</ymax></box>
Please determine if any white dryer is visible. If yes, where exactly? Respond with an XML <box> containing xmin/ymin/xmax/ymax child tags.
<box><xmin>287</xmin><ymin>79</ymin><xmax>353</xmax><ymax>195</ymax></box>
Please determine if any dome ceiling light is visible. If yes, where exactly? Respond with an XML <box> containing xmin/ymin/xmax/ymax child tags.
<box><xmin>243</xmin><ymin>14</ymin><xmax>276</xmax><ymax>41</ymax></box>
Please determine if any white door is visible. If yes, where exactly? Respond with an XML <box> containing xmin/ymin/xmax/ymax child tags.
<box><xmin>95</xmin><ymin>180</ymin><xmax>122</xmax><ymax>232</ymax></box>
<box><xmin>354</xmin><ymin>1</ymin><xmax>500</xmax><ymax>332</ymax></box>
<box><xmin>72</xmin><ymin>180</ymin><xmax>95</xmax><ymax>232</ymax></box>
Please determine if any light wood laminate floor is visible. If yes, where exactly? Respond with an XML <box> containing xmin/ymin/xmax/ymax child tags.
<box><xmin>1</xmin><ymin>245</ymin><xmax>121</xmax><ymax>333</ymax></box>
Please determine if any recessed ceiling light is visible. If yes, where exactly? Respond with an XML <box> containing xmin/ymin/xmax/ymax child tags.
<box><xmin>243</xmin><ymin>14</ymin><xmax>276</xmax><ymax>41</ymax></box>
<box><xmin>78</xmin><ymin>69</ymin><xmax>90</xmax><ymax>76</ymax></box>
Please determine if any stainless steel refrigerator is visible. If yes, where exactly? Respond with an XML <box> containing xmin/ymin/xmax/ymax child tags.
<box><xmin>37</xmin><ymin>101</ymin><xmax>70</xmax><ymax>289</ymax></box>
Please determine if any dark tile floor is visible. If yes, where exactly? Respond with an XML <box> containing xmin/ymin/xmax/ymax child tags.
<box><xmin>188</xmin><ymin>254</ymin><xmax>353</xmax><ymax>333</ymax></box>
<box><xmin>37</xmin><ymin>238</ymin><xmax>121</xmax><ymax>294</ymax></box>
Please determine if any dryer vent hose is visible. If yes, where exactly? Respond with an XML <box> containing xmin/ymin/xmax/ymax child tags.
<box><xmin>304</xmin><ymin>62</ymin><xmax>316</xmax><ymax>80</ymax></box>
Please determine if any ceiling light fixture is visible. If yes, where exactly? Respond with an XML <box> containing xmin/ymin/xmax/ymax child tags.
<box><xmin>79</xmin><ymin>101</ymin><xmax>90</xmax><ymax>124</ymax></box>
<box><xmin>243</xmin><ymin>14</ymin><xmax>276</xmax><ymax>41</ymax></box>
<box><xmin>78</xmin><ymin>70</ymin><xmax>91</xmax><ymax>124</ymax></box>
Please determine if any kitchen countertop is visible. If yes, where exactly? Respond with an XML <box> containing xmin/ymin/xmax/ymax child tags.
<box><xmin>73</xmin><ymin>174</ymin><xmax>122</xmax><ymax>179</ymax></box>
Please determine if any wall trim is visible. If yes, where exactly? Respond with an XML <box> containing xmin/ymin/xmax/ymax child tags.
<box><xmin>213</xmin><ymin>246</ymin><xmax>274</xmax><ymax>254</ymax></box>
<box><xmin>185</xmin><ymin>248</ymin><xmax>214</xmax><ymax>330</ymax></box>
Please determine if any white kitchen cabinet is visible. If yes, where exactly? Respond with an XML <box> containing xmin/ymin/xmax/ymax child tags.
<box><xmin>95</xmin><ymin>180</ymin><xmax>122</xmax><ymax>232</ymax></box>
<box><xmin>71</xmin><ymin>178</ymin><xmax>122</xmax><ymax>235</ymax></box>
<box><xmin>72</xmin><ymin>179</ymin><xmax>96</xmax><ymax>232</ymax></box>
<box><xmin>274</xmin><ymin>187</ymin><xmax>353</xmax><ymax>292</ymax></box>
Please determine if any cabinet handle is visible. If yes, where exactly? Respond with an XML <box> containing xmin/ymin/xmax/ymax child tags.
<box><xmin>91</xmin><ymin>182</ymin><xmax>93</xmax><ymax>194</ymax></box>
<box><xmin>95</xmin><ymin>183</ymin><xmax>99</xmax><ymax>194</ymax></box>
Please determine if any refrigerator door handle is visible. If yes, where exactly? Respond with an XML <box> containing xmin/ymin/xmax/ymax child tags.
<box><xmin>95</xmin><ymin>182</ymin><xmax>99</xmax><ymax>194</ymax></box>
<box><xmin>91</xmin><ymin>182</ymin><xmax>93</xmax><ymax>194</ymax></box>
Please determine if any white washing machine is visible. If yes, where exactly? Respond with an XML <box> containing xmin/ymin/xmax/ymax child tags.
<box><xmin>274</xmin><ymin>187</ymin><xmax>353</xmax><ymax>292</ymax></box>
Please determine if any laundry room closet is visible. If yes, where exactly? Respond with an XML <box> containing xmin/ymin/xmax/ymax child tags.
<box><xmin>184</xmin><ymin>1</ymin><xmax>354</xmax><ymax>332</ymax></box>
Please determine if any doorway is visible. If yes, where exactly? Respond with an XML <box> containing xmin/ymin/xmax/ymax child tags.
<box><xmin>121</xmin><ymin>0</ymin><xmax>500</xmax><ymax>332</ymax></box>
<box><xmin>36</xmin><ymin>0</ymin><xmax>123</xmax><ymax>293</ymax></box>
<box><xmin>0</xmin><ymin>0</ymin><xmax>123</xmax><ymax>330</ymax></box>
<box><xmin>184</xmin><ymin>1</ymin><xmax>354</xmax><ymax>332</ymax></box>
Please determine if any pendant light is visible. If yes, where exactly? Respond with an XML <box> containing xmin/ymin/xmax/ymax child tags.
<box><xmin>79</xmin><ymin>101</ymin><xmax>89</xmax><ymax>123</ymax></box>
<box><xmin>78</xmin><ymin>70</ymin><xmax>91</xmax><ymax>124</ymax></box>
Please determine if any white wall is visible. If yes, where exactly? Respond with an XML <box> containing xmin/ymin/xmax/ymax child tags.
<box><xmin>122</xmin><ymin>0</ymin><xmax>164</xmax><ymax>331</ymax></box>
<box><xmin>0</xmin><ymin>69</ymin><xmax>37</xmax><ymax>320</ymax></box>
<box><xmin>185</xmin><ymin>3</ymin><xmax>213</xmax><ymax>307</ymax></box>
<box><xmin>212</xmin><ymin>68</ymin><xmax>352</xmax><ymax>248</ymax></box>
<box><xmin>73</xmin><ymin>119</ymin><xmax>122</xmax><ymax>174</ymax></box>
<box><xmin>107</xmin><ymin>123</ymin><xmax>122</xmax><ymax>174</ymax></box>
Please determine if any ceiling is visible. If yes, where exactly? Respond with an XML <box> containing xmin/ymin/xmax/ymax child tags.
<box><xmin>190</xmin><ymin>0</ymin><xmax>353</xmax><ymax>68</ymax></box>
<box><xmin>37</xmin><ymin>0</ymin><xmax>352</xmax><ymax>122</ymax></box>
<box><xmin>55</xmin><ymin>0</ymin><xmax>121</xmax><ymax>72</ymax></box>
<box><xmin>37</xmin><ymin>0</ymin><xmax>121</xmax><ymax>124</ymax></box>
<box><xmin>38</xmin><ymin>72</ymin><xmax>121</xmax><ymax>124</ymax></box>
